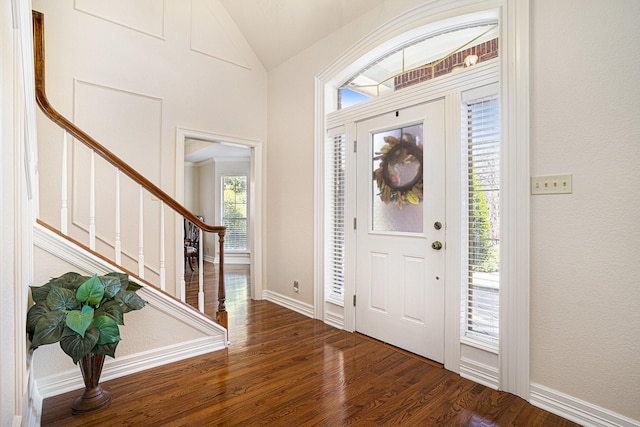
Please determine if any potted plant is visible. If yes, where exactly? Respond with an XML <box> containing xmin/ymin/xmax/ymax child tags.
<box><xmin>26</xmin><ymin>271</ymin><xmax>145</xmax><ymax>414</ymax></box>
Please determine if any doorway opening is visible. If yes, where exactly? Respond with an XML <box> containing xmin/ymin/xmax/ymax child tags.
<box><xmin>176</xmin><ymin>127</ymin><xmax>264</xmax><ymax>302</ymax></box>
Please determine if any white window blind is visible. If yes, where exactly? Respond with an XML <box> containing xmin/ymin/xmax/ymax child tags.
<box><xmin>326</xmin><ymin>131</ymin><xmax>346</xmax><ymax>302</ymax></box>
<box><xmin>464</xmin><ymin>91</ymin><xmax>500</xmax><ymax>343</ymax></box>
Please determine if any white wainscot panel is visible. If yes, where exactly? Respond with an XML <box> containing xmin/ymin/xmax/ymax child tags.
<box><xmin>75</xmin><ymin>0</ymin><xmax>165</xmax><ymax>39</ymax></box>
<box><xmin>460</xmin><ymin>342</ymin><xmax>499</xmax><ymax>389</ymax></box>
<box><xmin>71</xmin><ymin>81</ymin><xmax>163</xmax><ymax>267</ymax></box>
<box><xmin>190</xmin><ymin>0</ymin><xmax>252</xmax><ymax>69</ymax></box>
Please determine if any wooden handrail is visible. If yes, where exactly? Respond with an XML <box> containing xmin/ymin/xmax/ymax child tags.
<box><xmin>31</xmin><ymin>10</ymin><xmax>227</xmax><ymax>329</ymax></box>
<box><xmin>31</xmin><ymin>11</ymin><xmax>223</xmax><ymax>235</ymax></box>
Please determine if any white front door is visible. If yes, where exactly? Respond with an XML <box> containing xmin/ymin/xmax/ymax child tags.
<box><xmin>355</xmin><ymin>100</ymin><xmax>445</xmax><ymax>362</ymax></box>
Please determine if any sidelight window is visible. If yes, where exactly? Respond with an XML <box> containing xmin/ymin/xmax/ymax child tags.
<box><xmin>325</xmin><ymin>129</ymin><xmax>346</xmax><ymax>303</ymax></box>
<box><xmin>463</xmin><ymin>86</ymin><xmax>500</xmax><ymax>344</ymax></box>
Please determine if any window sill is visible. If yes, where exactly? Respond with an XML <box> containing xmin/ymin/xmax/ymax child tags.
<box><xmin>326</xmin><ymin>294</ymin><xmax>344</xmax><ymax>307</ymax></box>
<box><xmin>460</xmin><ymin>336</ymin><xmax>498</xmax><ymax>354</ymax></box>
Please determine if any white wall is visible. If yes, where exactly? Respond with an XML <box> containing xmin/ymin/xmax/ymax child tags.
<box><xmin>529</xmin><ymin>0</ymin><xmax>640</xmax><ymax>420</ymax></box>
<box><xmin>267</xmin><ymin>0</ymin><xmax>426</xmax><ymax>305</ymax></box>
<box><xmin>183</xmin><ymin>162</ymin><xmax>201</xmax><ymax>214</ymax></box>
<box><xmin>267</xmin><ymin>0</ymin><xmax>640</xmax><ymax>422</ymax></box>
<box><xmin>33</xmin><ymin>0</ymin><xmax>267</xmax><ymax>296</ymax></box>
<box><xmin>198</xmin><ymin>159</ymin><xmax>216</xmax><ymax>258</ymax></box>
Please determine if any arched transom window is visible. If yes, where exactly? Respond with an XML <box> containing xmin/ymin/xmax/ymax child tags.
<box><xmin>339</xmin><ymin>17</ymin><xmax>499</xmax><ymax>109</ymax></box>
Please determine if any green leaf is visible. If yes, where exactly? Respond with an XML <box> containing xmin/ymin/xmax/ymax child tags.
<box><xmin>92</xmin><ymin>341</ymin><xmax>119</xmax><ymax>359</ymax></box>
<box><xmin>47</xmin><ymin>272</ymin><xmax>88</xmax><ymax>291</ymax></box>
<box><xmin>95</xmin><ymin>300</ymin><xmax>124</xmax><ymax>325</ymax></box>
<box><xmin>126</xmin><ymin>280</ymin><xmax>143</xmax><ymax>292</ymax></box>
<box><xmin>30</xmin><ymin>311</ymin><xmax>67</xmax><ymax>349</ymax></box>
<box><xmin>45</xmin><ymin>286</ymin><xmax>80</xmax><ymax>311</ymax></box>
<box><xmin>76</xmin><ymin>275</ymin><xmax>105</xmax><ymax>306</ymax></box>
<box><xmin>115</xmin><ymin>290</ymin><xmax>146</xmax><ymax>313</ymax></box>
<box><xmin>65</xmin><ymin>305</ymin><xmax>94</xmax><ymax>337</ymax></box>
<box><xmin>60</xmin><ymin>325</ymin><xmax>99</xmax><ymax>364</ymax></box>
<box><xmin>93</xmin><ymin>315</ymin><xmax>121</xmax><ymax>345</ymax></box>
<box><xmin>100</xmin><ymin>276</ymin><xmax>122</xmax><ymax>300</ymax></box>
<box><xmin>29</xmin><ymin>284</ymin><xmax>52</xmax><ymax>304</ymax></box>
<box><xmin>26</xmin><ymin>303</ymin><xmax>50</xmax><ymax>337</ymax></box>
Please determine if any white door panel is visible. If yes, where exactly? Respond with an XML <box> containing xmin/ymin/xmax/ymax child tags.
<box><xmin>355</xmin><ymin>100</ymin><xmax>445</xmax><ymax>362</ymax></box>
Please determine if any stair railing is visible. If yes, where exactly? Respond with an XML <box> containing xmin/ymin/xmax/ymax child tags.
<box><xmin>31</xmin><ymin>11</ymin><xmax>227</xmax><ymax>329</ymax></box>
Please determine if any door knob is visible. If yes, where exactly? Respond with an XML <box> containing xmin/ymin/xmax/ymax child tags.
<box><xmin>431</xmin><ymin>241</ymin><xmax>443</xmax><ymax>250</ymax></box>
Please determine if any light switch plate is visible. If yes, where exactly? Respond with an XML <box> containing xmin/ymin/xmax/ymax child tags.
<box><xmin>531</xmin><ymin>174</ymin><xmax>573</xmax><ymax>195</ymax></box>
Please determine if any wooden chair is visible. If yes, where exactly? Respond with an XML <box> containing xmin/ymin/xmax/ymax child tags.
<box><xmin>184</xmin><ymin>216</ymin><xmax>203</xmax><ymax>272</ymax></box>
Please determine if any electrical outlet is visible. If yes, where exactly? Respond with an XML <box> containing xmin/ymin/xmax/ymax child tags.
<box><xmin>531</xmin><ymin>174</ymin><xmax>572</xmax><ymax>195</ymax></box>
<box><xmin>293</xmin><ymin>280</ymin><xmax>299</xmax><ymax>293</ymax></box>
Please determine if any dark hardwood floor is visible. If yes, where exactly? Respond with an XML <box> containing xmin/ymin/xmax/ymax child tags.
<box><xmin>41</xmin><ymin>263</ymin><xmax>578</xmax><ymax>426</ymax></box>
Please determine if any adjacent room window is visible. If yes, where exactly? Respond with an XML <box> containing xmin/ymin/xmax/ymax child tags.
<box><xmin>222</xmin><ymin>175</ymin><xmax>248</xmax><ymax>252</ymax></box>
<box><xmin>463</xmin><ymin>86</ymin><xmax>500</xmax><ymax>344</ymax></box>
<box><xmin>326</xmin><ymin>129</ymin><xmax>346</xmax><ymax>303</ymax></box>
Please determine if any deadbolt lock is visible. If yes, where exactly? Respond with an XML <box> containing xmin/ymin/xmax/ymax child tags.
<box><xmin>434</xmin><ymin>221</ymin><xmax>442</xmax><ymax>230</ymax></box>
<box><xmin>431</xmin><ymin>241</ymin><xmax>443</xmax><ymax>250</ymax></box>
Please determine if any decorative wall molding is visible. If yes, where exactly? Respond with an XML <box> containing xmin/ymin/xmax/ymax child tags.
<box><xmin>189</xmin><ymin>0</ymin><xmax>252</xmax><ymax>70</ymax></box>
<box><xmin>530</xmin><ymin>383</ymin><xmax>640</xmax><ymax>427</ymax></box>
<box><xmin>75</xmin><ymin>0</ymin><xmax>166</xmax><ymax>40</ymax></box>
<box><xmin>263</xmin><ymin>290</ymin><xmax>314</xmax><ymax>319</ymax></box>
<box><xmin>72</xmin><ymin>78</ymin><xmax>163</xmax><ymax>183</ymax></box>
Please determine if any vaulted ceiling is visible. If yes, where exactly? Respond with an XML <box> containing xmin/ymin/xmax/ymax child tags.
<box><xmin>219</xmin><ymin>0</ymin><xmax>384</xmax><ymax>70</ymax></box>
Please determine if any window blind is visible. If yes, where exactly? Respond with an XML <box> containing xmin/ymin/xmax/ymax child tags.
<box><xmin>222</xmin><ymin>175</ymin><xmax>248</xmax><ymax>252</ymax></box>
<box><xmin>465</xmin><ymin>94</ymin><xmax>500</xmax><ymax>343</ymax></box>
<box><xmin>327</xmin><ymin>132</ymin><xmax>346</xmax><ymax>300</ymax></box>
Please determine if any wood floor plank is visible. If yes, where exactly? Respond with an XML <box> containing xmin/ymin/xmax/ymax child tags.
<box><xmin>41</xmin><ymin>263</ymin><xmax>579</xmax><ymax>426</ymax></box>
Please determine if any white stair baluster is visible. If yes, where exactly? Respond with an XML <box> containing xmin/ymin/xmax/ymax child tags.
<box><xmin>114</xmin><ymin>169</ymin><xmax>121</xmax><ymax>265</ymax></box>
<box><xmin>60</xmin><ymin>130</ymin><xmax>68</xmax><ymax>234</ymax></box>
<box><xmin>159</xmin><ymin>202</ymin><xmax>166</xmax><ymax>291</ymax></box>
<box><xmin>138</xmin><ymin>186</ymin><xmax>144</xmax><ymax>278</ymax></box>
<box><xmin>89</xmin><ymin>150</ymin><xmax>95</xmax><ymax>250</ymax></box>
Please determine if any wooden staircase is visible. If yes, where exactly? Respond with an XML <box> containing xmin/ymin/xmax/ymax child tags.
<box><xmin>28</xmin><ymin>12</ymin><xmax>232</xmax><ymax>419</ymax></box>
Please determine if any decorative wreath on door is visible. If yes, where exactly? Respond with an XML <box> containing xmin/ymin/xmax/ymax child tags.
<box><xmin>373</xmin><ymin>133</ymin><xmax>424</xmax><ymax>208</ymax></box>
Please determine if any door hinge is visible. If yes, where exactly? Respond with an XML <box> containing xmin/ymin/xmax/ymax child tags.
<box><xmin>353</xmin><ymin>218</ymin><xmax>357</xmax><ymax>230</ymax></box>
<box><xmin>353</xmin><ymin>140</ymin><xmax>357</xmax><ymax>152</ymax></box>
<box><xmin>353</xmin><ymin>295</ymin><xmax>356</xmax><ymax>306</ymax></box>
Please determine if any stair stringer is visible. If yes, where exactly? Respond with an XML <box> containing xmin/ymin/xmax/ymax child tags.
<box><xmin>31</xmin><ymin>223</ymin><xmax>228</xmax><ymax>399</ymax></box>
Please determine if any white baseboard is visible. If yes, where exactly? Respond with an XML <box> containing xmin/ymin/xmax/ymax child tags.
<box><xmin>207</xmin><ymin>254</ymin><xmax>251</xmax><ymax>265</ymax></box>
<box><xmin>459</xmin><ymin>357</ymin><xmax>499</xmax><ymax>390</ymax></box>
<box><xmin>262</xmin><ymin>290</ymin><xmax>314</xmax><ymax>318</ymax></box>
<box><xmin>530</xmin><ymin>383</ymin><xmax>639</xmax><ymax>427</ymax></box>
<box><xmin>24</xmin><ymin>370</ymin><xmax>43</xmax><ymax>427</ymax></box>
<box><xmin>35</xmin><ymin>336</ymin><xmax>226</xmax><ymax>398</ymax></box>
